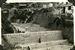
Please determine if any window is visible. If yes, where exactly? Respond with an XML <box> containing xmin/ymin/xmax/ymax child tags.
<box><xmin>68</xmin><ymin>6</ymin><xmax>71</xmax><ymax>10</ymax></box>
<box><xmin>63</xmin><ymin>7</ymin><xmax>65</xmax><ymax>13</ymax></box>
<box><xmin>66</xmin><ymin>2</ymin><xmax>68</xmax><ymax>4</ymax></box>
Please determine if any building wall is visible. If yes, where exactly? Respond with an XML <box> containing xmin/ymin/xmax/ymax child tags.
<box><xmin>65</xmin><ymin>6</ymin><xmax>73</xmax><ymax>14</ymax></box>
<box><xmin>48</xmin><ymin>3</ymin><xmax>53</xmax><ymax>7</ymax></box>
<box><xmin>43</xmin><ymin>4</ymin><xmax>48</xmax><ymax>8</ymax></box>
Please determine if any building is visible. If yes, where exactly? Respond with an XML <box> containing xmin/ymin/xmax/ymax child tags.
<box><xmin>60</xmin><ymin>2</ymin><xmax>73</xmax><ymax>14</ymax></box>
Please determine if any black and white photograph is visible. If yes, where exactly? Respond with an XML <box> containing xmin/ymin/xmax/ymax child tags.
<box><xmin>1</xmin><ymin>2</ymin><xmax>74</xmax><ymax>50</ymax></box>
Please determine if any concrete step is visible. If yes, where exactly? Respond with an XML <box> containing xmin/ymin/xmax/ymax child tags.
<box><xmin>14</xmin><ymin>40</ymin><xmax>73</xmax><ymax>50</ymax></box>
<box><xmin>30</xmin><ymin>45</ymin><xmax>73</xmax><ymax>50</ymax></box>
<box><xmin>28</xmin><ymin>40</ymin><xmax>73</xmax><ymax>49</ymax></box>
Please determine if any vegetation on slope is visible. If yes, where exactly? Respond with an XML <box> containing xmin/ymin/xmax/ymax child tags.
<box><xmin>1</xmin><ymin>10</ymin><xmax>14</xmax><ymax>34</ymax></box>
<box><xmin>29</xmin><ymin>8</ymin><xmax>73</xmax><ymax>44</ymax></box>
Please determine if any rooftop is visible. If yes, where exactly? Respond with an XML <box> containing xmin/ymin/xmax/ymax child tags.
<box><xmin>60</xmin><ymin>3</ymin><xmax>73</xmax><ymax>7</ymax></box>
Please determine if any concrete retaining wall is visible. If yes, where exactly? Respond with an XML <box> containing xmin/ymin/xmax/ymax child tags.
<box><xmin>3</xmin><ymin>31</ymin><xmax>62</xmax><ymax>46</ymax></box>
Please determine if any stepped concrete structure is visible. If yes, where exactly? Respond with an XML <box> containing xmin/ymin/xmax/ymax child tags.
<box><xmin>2</xmin><ymin>31</ymin><xmax>73</xmax><ymax>50</ymax></box>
